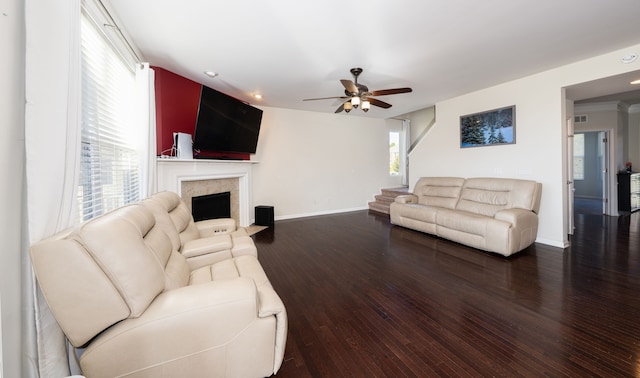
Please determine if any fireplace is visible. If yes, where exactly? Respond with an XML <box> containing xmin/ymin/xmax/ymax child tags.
<box><xmin>192</xmin><ymin>191</ymin><xmax>231</xmax><ymax>221</ymax></box>
<box><xmin>156</xmin><ymin>159</ymin><xmax>256</xmax><ymax>227</ymax></box>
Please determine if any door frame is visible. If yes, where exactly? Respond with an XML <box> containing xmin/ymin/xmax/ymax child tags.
<box><xmin>567</xmin><ymin>117</ymin><xmax>575</xmax><ymax>234</ymax></box>
<box><xmin>573</xmin><ymin>128</ymin><xmax>616</xmax><ymax>216</ymax></box>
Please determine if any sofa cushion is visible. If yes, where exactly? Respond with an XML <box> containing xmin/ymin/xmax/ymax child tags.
<box><xmin>436</xmin><ymin>208</ymin><xmax>516</xmax><ymax>252</ymax></box>
<box><xmin>30</xmin><ymin>235</ymin><xmax>131</xmax><ymax>347</ymax></box>
<box><xmin>153</xmin><ymin>191</ymin><xmax>203</xmax><ymax>247</ymax></box>
<box><xmin>413</xmin><ymin>177</ymin><xmax>465</xmax><ymax>208</ymax></box>
<box><xmin>391</xmin><ymin>203</ymin><xmax>439</xmax><ymax>223</ymax></box>
<box><xmin>456</xmin><ymin>177</ymin><xmax>541</xmax><ymax>217</ymax></box>
<box><xmin>163</xmin><ymin>251</ymin><xmax>191</xmax><ymax>290</ymax></box>
<box><xmin>190</xmin><ymin>255</ymin><xmax>272</xmax><ymax>291</ymax></box>
<box><xmin>142</xmin><ymin>194</ymin><xmax>184</xmax><ymax>252</ymax></box>
<box><xmin>437</xmin><ymin>208</ymin><xmax>510</xmax><ymax>237</ymax></box>
<box><xmin>74</xmin><ymin>204</ymin><xmax>166</xmax><ymax>317</ymax></box>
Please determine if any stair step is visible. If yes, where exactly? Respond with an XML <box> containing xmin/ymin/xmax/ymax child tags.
<box><xmin>368</xmin><ymin>201</ymin><xmax>390</xmax><ymax>214</ymax></box>
<box><xmin>381</xmin><ymin>186</ymin><xmax>410</xmax><ymax>197</ymax></box>
<box><xmin>368</xmin><ymin>186</ymin><xmax>409</xmax><ymax>216</ymax></box>
<box><xmin>374</xmin><ymin>194</ymin><xmax>396</xmax><ymax>205</ymax></box>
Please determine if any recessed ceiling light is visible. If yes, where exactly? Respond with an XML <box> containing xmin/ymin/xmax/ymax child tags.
<box><xmin>631</xmin><ymin>79</ymin><xmax>640</xmax><ymax>85</ymax></box>
<box><xmin>204</xmin><ymin>71</ymin><xmax>218</xmax><ymax>78</ymax></box>
<box><xmin>253</xmin><ymin>93</ymin><xmax>263</xmax><ymax>100</ymax></box>
<box><xmin>621</xmin><ymin>53</ymin><xmax>638</xmax><ymax>64</ymax></box>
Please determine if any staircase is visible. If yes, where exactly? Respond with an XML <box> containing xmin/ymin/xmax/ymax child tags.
<box><xmin>368</xmin><ymin>186</ymin><xmax>409</xmax><ymax>215</ymax></box>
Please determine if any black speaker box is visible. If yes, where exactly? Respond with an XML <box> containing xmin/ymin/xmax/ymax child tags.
<box><xmin>255</xmin><ymin>205</ymin><xmax>274</xmax><ymax>226</ymax></box>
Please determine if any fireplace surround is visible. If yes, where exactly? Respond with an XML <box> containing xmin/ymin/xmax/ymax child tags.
<box><xmin>156</xmin><ymin>159</ymin><xmax>257</xmax><ymax>226</ymax></box>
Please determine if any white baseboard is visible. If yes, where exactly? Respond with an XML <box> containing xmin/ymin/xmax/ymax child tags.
<box><xmin>274</xmin><ymin>206</ymin><xmax>368</xmax><ymax>222</ymax></box>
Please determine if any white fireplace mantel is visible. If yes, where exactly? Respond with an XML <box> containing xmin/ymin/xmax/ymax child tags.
<box><xmin>156</xmin><ymin>158</ymin><xmax>258</xmax><ymax>227</ymax></box>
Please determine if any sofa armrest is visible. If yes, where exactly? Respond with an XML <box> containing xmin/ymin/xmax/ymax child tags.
<box><xmin>258</xmin><ymin>286</ymin><xmax>288</xmax><ymax>373</ymax></box>
<box><xmin>494</xmin><ymin>208</ymin><xmax>538</xmax><ymax>228</ymax></box>
<box><xmin>394</xmin><ymin>194</ymin><xmax>419</xmax><ymax>204</ymax></box>
<box><xmin>196</xmin><ymin>218</ymin><xmax>237</xmax><ymax>236</ymax></box>
<box><xmin>79</xmin><ymin>278</ymin><xmax>270</xmax><ymax>377</ymax></box>
<box><xmin>181</xmin><ymin>234</ymin><xmax>232</xmax><ymax>259</ymax></box>
<box><xmin>258</xmin><ymin>286</ymin><xmax>285</xmax><ymax>317</ymax></box>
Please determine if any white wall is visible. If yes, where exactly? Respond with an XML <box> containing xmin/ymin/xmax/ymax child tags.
<box><xmin>0</xmin><ymin>0</ymin><xmax>25</xmax><ymax>376</ymax></box>
<box><xmin>574</xmin><ymin>102</ymin><xmax>623</xmax><ymax>163</ymax></box>
<box><xmin>252</xmin><ymin>106</ymin><xmax>403</xmax><ymax>219</ymax></box>
<box><xmin>405</xmin><ymin>106</ymin><xmax>435</xmax><ymax>149</ymax></box>
<box><xmin>408</xmin><ymin>43</ymin><xmax>640</xmax><ymax>248</ymax></box>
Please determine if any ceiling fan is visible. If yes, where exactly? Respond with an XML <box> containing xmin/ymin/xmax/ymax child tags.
<box><xmin>303</xmin><ymin>67</ymin><xmax>412</xmax><ymax>113</ymax></box>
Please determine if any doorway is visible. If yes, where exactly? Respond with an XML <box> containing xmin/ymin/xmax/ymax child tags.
<box><xmin>573</xmin><ymin>131</ymin><xmax>609</xmax><ymax>215</ymax></box>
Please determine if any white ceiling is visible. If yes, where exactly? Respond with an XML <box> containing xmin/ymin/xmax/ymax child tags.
<box><xmin>107</xmin><ymin>0</ymin><xmax>640</xmax><ymax>118</ymax></box>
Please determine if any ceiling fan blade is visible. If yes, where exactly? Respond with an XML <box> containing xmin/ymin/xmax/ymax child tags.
<box><xmin>332</xmin><ymin>98</ymin><xmax>347</xmax><ymax>106</ymax></box>
<box><xmin>334</xmin><ymin>103</ymin><xmax>345</xmax><ymax>113</ymax></box>
<box><xmin>370</xmin><ymin>87</ymin><xmax>413</xmax><ymax>96</ymax></box>
<box><xmin>303</xmin><ymin>96</ymin><xmax>348</xmax><ymax>101</ymax></box>
<box><xmin>340</xmin><ymin>79</ymin><xmax>359</xmax><ymax>94</ymax></box>
<box><xmin>367</xmin><ymin>98</ymin><xmax>392</xmax><ymax>109</ymax></box>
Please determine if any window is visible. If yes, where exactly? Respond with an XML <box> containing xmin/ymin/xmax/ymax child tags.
<box><xmin>573</xmin><ymin>133</ymin><xmax>585</xmax><ymax>180</ymax></box>
<box><xmin>78</xmin><ymin>11</ymin><xmax>141</xmax><ymax>222</ymax></box>
<box><xmin>389</xmin><ymin>131</ymin><xmax>400</xmax><ymax>176</ymax></box>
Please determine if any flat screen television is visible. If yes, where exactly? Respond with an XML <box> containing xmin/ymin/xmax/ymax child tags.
<box><xmin>193</xmin><ymin>85</ymin><xmax>263</xmax><ymax>155</ymax></box>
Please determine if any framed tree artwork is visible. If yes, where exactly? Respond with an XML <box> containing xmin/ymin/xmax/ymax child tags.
<box><xmin>460</xmin><ymin>105</ymin><xmax>515</xmax><ymax>148</ymax></box>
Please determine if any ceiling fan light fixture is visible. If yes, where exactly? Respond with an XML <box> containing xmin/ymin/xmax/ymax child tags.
<box><xmin>362</xmin><ymin>100</ymin><xmax>370</xmax><ymax>112</ymax></box>
<box><xmin>344</xmin><ymin>101</ymin><xmax>352</xmax><ymax>113</ymax></box>
<box><xmin>351</xmin><ymin>96</ymin><xmax>360</xmax><ymax>109</ymax></box>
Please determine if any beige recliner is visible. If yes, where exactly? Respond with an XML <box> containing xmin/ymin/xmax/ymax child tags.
<box><xmin>142</xmin><ymin>191</ymin><xmax>257</xmax><ymax>270</ymax></box>
<box><xmin>30</xmin><ymin>203</ymin><xmax>287</xmax><ymax>377</ymax></box>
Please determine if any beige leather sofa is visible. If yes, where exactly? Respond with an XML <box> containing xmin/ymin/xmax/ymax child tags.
<box><xmin>30</xmin><ymin>201</ymin><xmax>287</xmax><ymax>377</ymax></box>
<box><xmin>390</xmin><ymin>177</ymin><xmax>542</xmax><ymax>256</ymax></box>
<box><xmin>142</xmin><ymin>191</ymin><xmax>258</xmax><ymax>269</ymax></box>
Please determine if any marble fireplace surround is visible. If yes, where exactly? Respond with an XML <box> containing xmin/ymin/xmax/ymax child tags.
<box><xmin>156</xmin><ymin>159</ymin><xmax>258</xmax><ymax>227</ymax></box>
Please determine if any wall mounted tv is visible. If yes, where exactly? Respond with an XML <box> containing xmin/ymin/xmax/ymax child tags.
<box><xmin>193</xmin><ymin>85</ymin><xmax>263</xmax><ymax>155</ymax></box>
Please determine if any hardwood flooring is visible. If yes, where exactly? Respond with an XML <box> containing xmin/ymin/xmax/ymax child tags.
<box><xmin>253</xmin><ymin>211</ymin><xmax>640</xmax><ymax>377</ymax></box>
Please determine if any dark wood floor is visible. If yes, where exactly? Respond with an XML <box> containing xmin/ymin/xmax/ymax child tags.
<box><xmin>253</xmin><ymin>210</ymin><xmax>640</xmax><ymax>377</ymax></box>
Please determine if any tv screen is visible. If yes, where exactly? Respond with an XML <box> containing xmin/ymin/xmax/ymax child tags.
<box><xmin>193</xmin><ymin>85</ymin><xmax>263</xmax><ymax>154</ymax></box>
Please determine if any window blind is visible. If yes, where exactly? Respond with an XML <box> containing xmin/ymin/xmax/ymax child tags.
<box><xmin>78</xmin><ymin>11</ymin><xmax>140</xmax><ymax>222</ymax></box>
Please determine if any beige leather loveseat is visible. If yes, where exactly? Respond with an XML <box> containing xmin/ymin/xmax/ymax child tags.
<box><xmin>390</xmin><ymin>177</ymin><xmax>542</xmax><ymax>256</ymax></box>
<box><xmin>142</xmin><ymin>191</ymin><xmax>258</xmax><ymax>269</ymax></box>
<box><xmin>30</xmin><ymin>196</ymin><xmax>286</xmax><ymax>377</ymax></box>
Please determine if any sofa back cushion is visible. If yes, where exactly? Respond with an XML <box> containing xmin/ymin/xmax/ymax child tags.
<box><xmin>456</xmin><ymin>178</ymin><xmax>542</xmax><ymax>216</ymax></box>
<box><xmin>413</xmin><ymin>177</ymin><xmax>465</xmax><ymax>209</ymax></box>
<box><xmin>30</xmin><ymin>232</ymin><xmax>131</xmax><ymax>347</ymax></box>
<box><xmin>142</xmin><ymin>193</ymin><xmax>183</xmax><ymax>252</ymax></box>
<box><xmin>74</xmin><ymin>204</ymin><xmax>166</xmax><ymax>317</ymax></box>
<box><xmin>147</xmin><ymin>191</ymin><xmax>201</xmax><ymax>248</ymax></box>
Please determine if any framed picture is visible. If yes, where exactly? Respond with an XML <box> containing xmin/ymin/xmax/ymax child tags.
<box><xmin>460</xmin><ymin>105</ymin><xmax>515</xmax><ymax>148</ymax></box>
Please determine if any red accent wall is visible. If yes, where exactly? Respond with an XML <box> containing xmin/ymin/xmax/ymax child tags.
<box><xmin>153</xmin><ymin>67</ymin><xmax>201</xmax><ymax>155</ymax></box>
<box><xmin>153</xmin><ymin>67</ymin><xmax>250</xmax><ymax>160</ymax></box>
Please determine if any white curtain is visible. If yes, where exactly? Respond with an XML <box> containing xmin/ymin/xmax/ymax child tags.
<box><xmin>138</xmin><ymin>64</ymin><xmax>158</xmax><ymax>196</ymax></box>
<box><xmin>23</xmin><ymin>0</ymin><xmax>82</xmax><ymax>376</ymax></box>
<box><xmin>24</xmin><ymin>2</ymin><xmax>155</xmax><ymax>375</ymax></box>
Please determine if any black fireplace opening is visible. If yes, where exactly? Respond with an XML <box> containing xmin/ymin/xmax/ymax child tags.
<box><xmin>191</xmin><ymin>192</ymin><xmax>231</xmax><ymax>222</ymax></box>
